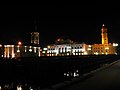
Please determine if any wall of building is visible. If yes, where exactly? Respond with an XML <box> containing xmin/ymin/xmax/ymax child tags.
<box><xmin>3</xmin><ymin>45</ymin><xmax>40</xmax><ymax>58</ymax></box>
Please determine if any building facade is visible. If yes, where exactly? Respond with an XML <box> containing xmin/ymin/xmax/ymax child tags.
<box><xmin>45</xmin><ymin>24</ymin><xmax>118</xmax><ymax>56</ymax></box>
<box><xmin>86</xmin><ymin>24</ymin><xmax>118</xmax><ymax>55</ymax></box>
<box><xmin>0</xmin><ymin>32</ymin><xmax>41</xmax><ymax>58</ymax></box>
<box><xmin>3</xmin><ymin>45</ymin><xmax>40</xmax><ymax>58</ymax></box>
<box><xmin>46</xmin><ymin>43</ymin><xmax>88</xmax><ymax>56</ymax></box>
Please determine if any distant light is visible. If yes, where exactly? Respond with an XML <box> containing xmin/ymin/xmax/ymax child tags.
<box><xmin>17</xmin><ymin>50</ymin><xmax>20</xmax><ymax>52</ymax></box>
<box><xmin>43</xmin><ymin>48</ymin><xmax>47</xmax><ymax>50</ymax></box>
<box><xmin>88</xmin><ymin>45</ymin><xmax>92</xmax><ymax>47</ymax></box>
<box><xmin>106</xmin><ymin>52</ymin><xmax>108</xmax><ymax>55</ymax></box>
<box><xmin>17</xmin><ymin>85</ymin><xmax>22</xmax><ymax>90</ymax></box>
<box><xmin>42</xmin><ymin>51</ymin><xmax>46</xmax><ymax>53</ymax></box>
<box><xmin>57</xmin><ymin>38</ymin><xmax>61</xmax><ymax>42</ymax></box>
<box><xmin>105</xmin><ymin>47</ymin><xmax>109</xmax><ymax>49</ymax></box>
<box><xmin>84</xmin><ymin>52</ymin><xmax>88</xmax><ymax>55</ymax></box>
<box><xmin>29</xmin><ymin>49</ymin><xmax>32</xmax><ymax>52</ymax></box>
<box><xmin>47</xmin><ymin>46</ymin><xmax>50</xmax><ymax>48</ymax></box>
<box><xmin>87</xmin><ymin>48</ymin><xmax>91</xmax><ymax>50</ymax></box>
<box><xmin>113</xmin><ymin>43</ymin><xmax>118</xmax><ymax>46</ymax></box>
<box><xmin>18</xmin><ymin>41</ymin><xmax>22</xmax><ymax>45</ymax></box>
<box><xmin>102</xmin><ymin>24</ymin><xmax>105</xmax><ymax>26</ymax></box>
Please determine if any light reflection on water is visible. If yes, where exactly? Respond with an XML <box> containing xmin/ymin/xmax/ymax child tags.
<box><xmin>64</xmin><ymin>69</ymin><xmax>79</xmax><ymax>77</ymax></box>
<box><xmin>0</xmin><ymin>69</ymin><xmax>80</xmax><ymax>89</ymax></box>
<box><xmin>0</xmin><ymin>83</ymin><xmax>38</xmax><ymax>90</ymax></box>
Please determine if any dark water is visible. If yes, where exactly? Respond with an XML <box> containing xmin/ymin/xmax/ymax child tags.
<box><xmin>0</xmin><ymin>55</ymin><xmax>119</xmax><ymax>89</ymax></box>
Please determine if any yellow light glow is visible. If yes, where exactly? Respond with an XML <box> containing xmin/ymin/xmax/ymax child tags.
<box><xmin>105</xmin><ymin>47</ymin><xmax>109</xmax><ymax>49</ymax></box>
<box><xmin>88</xmin><ymin>45</ymin><xmax>91</xmax><ymax>47</ymax></box>
<box><xmin>42</xmin><ymin>51</ymin><xmax>46</xmax><ymax>53</ymax></box>
<box><xmin>48</xmin><ymin>46</ymin><xmax>50</xmax><ymax>48</ymax></box>
<box><xmin>87</xmin><ymin>48</ymin><xmax>91</xmax><ymax>50</ymax></box>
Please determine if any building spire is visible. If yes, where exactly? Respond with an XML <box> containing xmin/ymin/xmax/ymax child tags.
<box><xmin>34</xmin><ymin>16</ymin><xmax>38</xmax><ymax>31</ymax></box>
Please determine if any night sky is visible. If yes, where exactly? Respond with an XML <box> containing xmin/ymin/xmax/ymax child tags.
<box><xmin>0</xmin><ymin>4</ymin><xmax>120</xmax><ymax>47</ymax></box>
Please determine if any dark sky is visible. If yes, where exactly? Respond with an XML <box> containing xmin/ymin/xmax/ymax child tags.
<box><xmin>0</xmin><ymin>4</ymin><xmax>120</xmax><ymax>47</ymax></box>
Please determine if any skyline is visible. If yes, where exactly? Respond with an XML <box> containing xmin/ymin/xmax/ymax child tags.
<box><xmin>0</xmin><ymin>4</ymin><xmax>120</xmax><ymax>47</ymax></box>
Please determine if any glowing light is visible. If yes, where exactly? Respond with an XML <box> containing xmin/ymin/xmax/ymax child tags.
<box><xmin>47</xmin><ymin>46</ymin><xmax>50</xmax><ymax>48</ymax></box>
<box><xmin>57</xmin><ymin>38</ymin><xmax>61</xmax><ymax>42</ymax></box>
<box><xmin>102</xmin><ymin>24</ymin><xmax>105</xmax><ymax>26</ymax></box>
<box><xmin>87</xmin><ymin>48</ymin><xmax>91</xmax><ymax>50</ymax></box>
<box><xmin>17</xmin><ymin>85</ymin><xmax>22</xmax><ymax>90</ymax></box>
<box><xmin>29</xmin><ymin>49</ymin><xmax>32</xmax><ymax>52</ymax></box>
<box><xmin>96</xmin><ymin>52</ymin><xmax>99</xmax><ymax>55</ymax></box>
<box><xmin>67</xmin><ymin>53</ymin><xmax>69</xmax><ymax>55</ymax></box>
<box><xmin>34</xmin><ymin>47</ymin><xmax>37</xmax><ymax>53</ymax></box>
<box><xmin>84</xmin><ymin>52</ymin><xmax>88</xmax><ymax>55</ymax></box>
<box><xmin>105</xmin><ymin>47</ymin><xmax>109</xmax><ymax>49</ymax></box>
<box><xmin>94</xmin><ymin>52</ymin><xmax>99</xmax><ymax>55</ymax></box>
<box><xmin>113</xmin><ymin>43</ymin><xmax>118</xmax><ymax>46</ymax></box>
<box><xmin>42</xmin><ymin>51</ymin><xmax>46</xmax><ymax>53</ymax></box>
<box><xmin>106</xmin><ymin>52</ymin><xmax>108</xmax><ymax>55</ymax></box>
<box><xmin>43</xmin><ymin>48</ymin><xmax>47</xmax><ymax>50</ymax></box>
<box><xmin>18</xmin><ymin>41</ymin><xmax>22</xmax><ymax>45</ymax></box>
<box><xmin>17</xmin><ymin>50</ymin><xmax>20</xmax><ymax>52</ymax></box>
<box><xmin>88</xmin><ymin>45</ymin><xmax>92</xmax><ymax>47</ymax></box>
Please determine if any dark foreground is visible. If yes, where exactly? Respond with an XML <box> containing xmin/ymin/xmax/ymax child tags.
<box><xmin>61</xmin><ymin>59</ymin><xmax>120</xmax><ymax>90</ymax></box>
<box><xmin>0</xmin><ymin>55</ymin><xmax>119</xmax><ymax>89</ymax></box>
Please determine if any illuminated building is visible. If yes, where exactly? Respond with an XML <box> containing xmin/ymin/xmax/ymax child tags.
<box><xmin>3</xmin><ymin>44</ymin><xmax>41</xmax><ymax>58</ymax></box>
<box><xmin>71</xmin><ymin>43</ymin><xmax>88</xmax><ymax>55</ymax></box>
<box><xmin>46</xmin><ymin>42</ymin><xmax>88</xmax><ymax>56</ymax></box>
<box><xmin>0</xmin><ymin>32</ymin><xmax>41</xmax><ymax>58</ymax></box>
<box><xmin>86</xmin><ymin>24</ymin><xmax>118</xmax><ymax>55</ymax></box>
<box><xmin>46</xmin><ymin>24</ymin><xmax>118</xmax><ymax>56</ymax></box>
<box><xmin>101</xmin><ymin>24</ymin><xmax>108</xmax><ymax>44</ymax></box>
<box><xmin>31</xmin><ymin>32</ymin><xmax>39</xmax><ymax>45</ymax></box>
<box><xmin>47</xmin><ymin>44</ymin><xmax>72</xmax><ymax>56</ymax></box>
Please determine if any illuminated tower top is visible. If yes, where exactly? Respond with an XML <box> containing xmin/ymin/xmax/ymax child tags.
<box><xmin>31</xmin><ymin>32</ymin><xmax>39</xmax><ymax>45</ymax></box>
<box><xmin>101</xmin><ymin>24</ymin><xmax>108</xmax><ymax>44</ymax></box>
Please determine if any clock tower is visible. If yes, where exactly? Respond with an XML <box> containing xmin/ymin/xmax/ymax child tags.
<box><xmin>101</xmin><ymin>24</ymin><xmax>108</xmax><ymax>44</ymax></box>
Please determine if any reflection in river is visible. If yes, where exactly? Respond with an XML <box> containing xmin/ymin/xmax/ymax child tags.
<box><xmin>64</xmin><ymin>70</ymin><xmax>79</xmax><ymax>77</ymax></box>
<box><xmin>0</xmin><ymin>82</ymin><xmax>40</xmax><ymax>90</ymax></box>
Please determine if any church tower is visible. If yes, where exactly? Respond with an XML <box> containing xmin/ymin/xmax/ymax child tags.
<box><xmin>31</xmin><ymin>16</ymin><xmax>39</xmax><ymax>45</ymax></box>
<box><xmin>31</xmin><ymin>32</ymin><xmax>39</xmax><ymax>45</ymax></box>
<box><xmin>101</xmin><ymin>24</ymin><xmax>108</xmax><ymax>44</ymax></box>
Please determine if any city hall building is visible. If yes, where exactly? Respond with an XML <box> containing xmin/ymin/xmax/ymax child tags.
<box><xmin>45</xmin><ymin>24</ymin><xmax>118</xmax><ymax>56</ymax></box>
